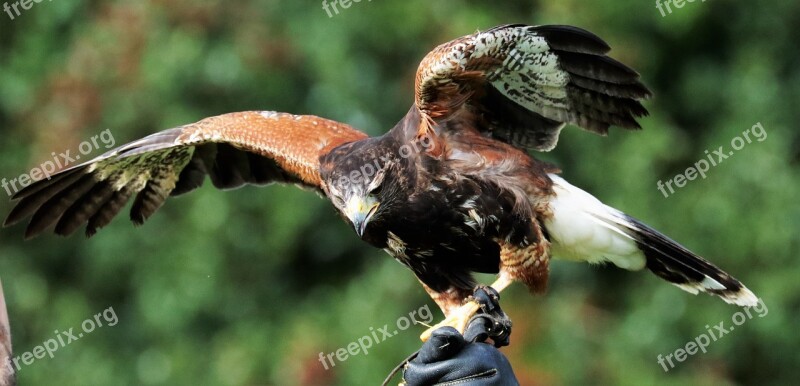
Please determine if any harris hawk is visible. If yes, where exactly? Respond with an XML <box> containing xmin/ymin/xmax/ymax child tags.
<box><xmin>4</xmin><ymin>25</ymin><xmax>757</xmax><ymax>341</ymax></box>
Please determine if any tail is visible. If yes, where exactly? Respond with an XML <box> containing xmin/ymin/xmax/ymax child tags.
<box><xmin>543</xmin><ymin>174</ymin><xmax>758</xmax><ymax>307</ymax></box>
<box><xmin>0</xmin><ymin>279</ymin><xmax>15</xmax><ymax>386</ymax></box>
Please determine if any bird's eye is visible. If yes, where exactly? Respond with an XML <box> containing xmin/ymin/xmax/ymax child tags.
<box><xmin>368</xmin><ymin>168</ymin><xmax>387</xmax><ymax>195</ymax></box>
<box><xmin>368</xmin><ymin>176</ymin><xmax>385</xmax><ymax>196</ymax></box>
<box><xmin>370</xmin><ymin>182</ymin><xmax>383</xmax><ymax>196</ymax></box>
<box><xmin>326</xmin><ymin>184</ymin><xmax>345</xmax><ymax>207</ymax></box>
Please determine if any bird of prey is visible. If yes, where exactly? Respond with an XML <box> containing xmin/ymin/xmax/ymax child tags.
<box><xmin>4</xmin><ymin>24</ymin><xmax>757</xmax><ymax>340</ymax></box>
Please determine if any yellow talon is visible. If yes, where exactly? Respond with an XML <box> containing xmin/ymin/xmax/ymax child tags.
<box><xmin>419</xmin><ymin>300</ymin><xmax>481</xmax><ymax>341</ymax></box>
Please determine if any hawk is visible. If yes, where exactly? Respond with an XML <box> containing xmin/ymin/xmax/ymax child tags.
<box><xmin>4</xmin><ymin>25</ymin><xmax>757</xmax><ymax>340</ymax></box>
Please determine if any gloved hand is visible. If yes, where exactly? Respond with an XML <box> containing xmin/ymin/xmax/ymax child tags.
<box><xmin>400</xmin><ymin>286</ymin><xmax>518</xmax><ymax>386</ymax></box>
<box><xmin>401</xmin><ymin>325</ymin><xmax>519</xmax><ymax>386</ymax></box>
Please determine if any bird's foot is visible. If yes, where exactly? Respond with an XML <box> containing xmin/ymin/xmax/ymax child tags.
<box><xmin>419</xmin><ymin>286</ymin><xmax>512</xmax><ymax>347</ymax></box>
<box><xmin>464</xmin><ymin>285</ymin><xmax>512</xmax><ymax>347</ymax></box>
<box><xmin>419</xmin><ymin>299</ymin><xmax>481</xmax><ymax>342</ymax></box>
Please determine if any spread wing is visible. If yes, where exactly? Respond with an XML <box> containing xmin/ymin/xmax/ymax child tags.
<box><xmin>4</xmin><ymin>112</ymin><xmax>367</xmax><ymax>239</ymax></box>
<box><xmin>0</xmin><ymin>279</ymin><xmax>13</xmax><ymax>386</ymax></box>
<box><xmin>415</xmin><ymin>24</ymin><xmax>651</xmax><ymax>151</ymax></box>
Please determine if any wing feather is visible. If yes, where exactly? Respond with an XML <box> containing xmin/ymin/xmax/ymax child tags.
<box><xmin>86</xmin><ymin>187</ymin><xmax>134</xmax><ymax>237</ymax></box>
<box><xmin>55</xmin><ymin>180</ymin><xmax>116</xmax><ymax>236</ymax></box>
<box><xmin>415</xmin><ymin>24</ymin><xmax>651</xmax><ymax>151</ymax></box>
<box><xmin>5</xmin><ymin>111</ymin><xmax>367</xmax><ymax>238</ymax></box>
<box><xmin>26</xmin><ymin>174</ymin><xmax>99</xmax><ymax>237</ymax></box>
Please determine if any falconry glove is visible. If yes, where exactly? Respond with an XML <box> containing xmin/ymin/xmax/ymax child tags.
<box><xmin>401</xmin><ymin>326</ymin><xmax>518</xmax><ymax>386</ymax></box>
<box><xmin>402</xmin><ymin>286</ymin><xmax>517</xmax><ymax>386</ymax></box>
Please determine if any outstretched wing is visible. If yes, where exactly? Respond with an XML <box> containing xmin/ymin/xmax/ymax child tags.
<box><xmin>415</xmin><ymin>24</ymin><xmax>651</xmax><ymax>151</ymax></box>
<box><xmin>4</xmin><ymin>112</ymin><xmax>367</xmax><ymax>238</ymax></box>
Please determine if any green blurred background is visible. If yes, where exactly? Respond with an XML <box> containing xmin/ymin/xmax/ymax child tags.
<box><xmin>0</xmin><ymin>1</ymin><xmax>798</xmax><ymax>385</ymax></box>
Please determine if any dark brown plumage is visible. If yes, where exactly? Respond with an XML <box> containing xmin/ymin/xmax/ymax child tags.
<box><xmin>5</xmin><ymin>25</ymin><xmax>757</xmax><ymax>339</ymax></box>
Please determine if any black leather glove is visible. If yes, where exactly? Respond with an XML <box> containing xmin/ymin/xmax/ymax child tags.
<box><xmin>401</xmin><ymin>325</ymin><xmax>519</xmax><ymax>386</ymax></box>
<box><xmin>400</xmin><ymin>286</ymin><xmax>518</xmax><ymax>386</ymax></box>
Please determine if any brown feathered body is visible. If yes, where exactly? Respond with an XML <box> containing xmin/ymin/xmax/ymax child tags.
<box><xmin>321</xmin><ymin>106</ymin><xmax>557</xmax><ymax>312</ymax></box>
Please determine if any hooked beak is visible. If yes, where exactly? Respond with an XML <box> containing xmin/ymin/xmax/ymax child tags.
<box><xmin>344</xmin><ymin>195</ymin><xmax>380</xmax><ymax>237</ymax></box>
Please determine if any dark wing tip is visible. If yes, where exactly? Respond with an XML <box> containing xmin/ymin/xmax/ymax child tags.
<box><xmin>569</xmin><ymin>73</ymin><xmax>652</xmax><ymax>100</ymax></box>
<box><xmin>532</xmin><ymin>25</ymin><xmax>612</xmax><ymax>55</ymax></box>
<box><xmin>536</xmin><ymin>26</ymin><xmax>654</xmax><ymax>103</ymax></box>
<box><xmin>558</xmin><ymin>52</ymin><xmax>642</xmax><ymax>84</ymax></box>
<box><xmin>19</xmin><ymin>172</ymin><xmax>98</xmax><ymax>239</ymax></box>
<box><xmin>4</xmin><ymin>168</ymin><xmax>87</xmax><ymax>230</ymax></box>
<box><xmin>626</xmin><ymin>215</ymin><xmax>759</xmax><ymax>307</ymax></box>
<box><xmin>558</xmin><ymin>50</ymin><xmax>651</xmax><ymax>133</ymax></box>
<box><xmin>6</xmin><ymin>128</ymin><xmax>192</xmax><ymax>239</ymax></box>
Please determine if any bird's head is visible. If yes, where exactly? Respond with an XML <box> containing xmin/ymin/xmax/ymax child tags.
<box><xmin>320</xmin><ymin>139</ymin><xmax>413</xmax><ymax>240</ymax></box>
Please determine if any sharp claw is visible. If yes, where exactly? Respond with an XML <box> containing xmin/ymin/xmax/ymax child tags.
<box><xmin>473</xmin><ymin>285</ymin><xmax>501</xmax><ymax>313</ymax></box>
<box><xmin>469</xmin><ymin>285</ymin><xmax>512</xmax><ymax>347</ymax></box>
<box><xmin>420</xmin><ymin>285</ymin><xmax>513</xmax><ymax>346</ymax></box>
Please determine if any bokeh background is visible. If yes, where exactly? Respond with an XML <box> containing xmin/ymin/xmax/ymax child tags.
<box><xmin>0</xmin><ymin>1</ymin><xmax>798</xmax><ymax>385</ymax></box>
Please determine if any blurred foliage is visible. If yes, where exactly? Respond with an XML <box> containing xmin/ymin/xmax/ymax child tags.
<box><xmin>0</xmin><ymin>0</ymin><xmax>798</xmax><ymax>385</ymax></box>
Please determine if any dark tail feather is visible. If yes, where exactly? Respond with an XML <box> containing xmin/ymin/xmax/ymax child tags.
<box><xmin>624</xmin><ymin>215</ymin><xmax>758</xmax><ymax>307</ymax></box>
<box><xmin>0</xmin><ymin>279</ymin><xmax>16</xmax><ymax>386</ymax></box>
